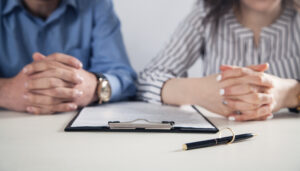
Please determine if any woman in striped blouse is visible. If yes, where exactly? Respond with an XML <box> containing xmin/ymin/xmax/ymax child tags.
<box><xmin>138</xmin><ymin>0</ymin><xmax>300</xmax><ymax>121</ymax></box>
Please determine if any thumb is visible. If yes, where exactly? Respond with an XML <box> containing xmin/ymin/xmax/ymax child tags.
<box><xmin>32</xmin><ymin>52</ymin><xmax>46</xmax><ymax>61</ymax></box>
<box><xmin>220</xmin><ymin>63</ymin><xmax>269</xmax><ymax>72</ymax></box>
<box><xmin>220</xmin><ymin>65</ymin><xmax>235</xmax><ymax>72</ymax></box>
<box><xmin>247</xmin><ymin>63</ymin><xmax>269</xmax><ymax>72</ymax></box>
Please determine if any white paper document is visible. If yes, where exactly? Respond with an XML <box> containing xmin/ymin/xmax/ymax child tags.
<box><xmin>70</xmin><ymin>102</ymin><xmax>216</xmax><ymax>131</ymax></box>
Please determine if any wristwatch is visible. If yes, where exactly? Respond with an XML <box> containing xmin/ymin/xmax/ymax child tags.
<box><xmin>93</xmin><ymin>73</ymin><xmax>112</xmax><ymax>104</ymax></box>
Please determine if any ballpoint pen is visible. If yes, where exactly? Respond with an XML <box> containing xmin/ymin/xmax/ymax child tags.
<box><xmin>183</xmin><ymin>133</ymin><xmax>256</xmax><ymax>150</ymax></box>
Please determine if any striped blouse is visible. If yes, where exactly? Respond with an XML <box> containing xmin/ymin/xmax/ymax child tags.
<box><xmin>137</xmin><ymin>2</ymin><xmax>300</xmax><ymax>104</ymax></box>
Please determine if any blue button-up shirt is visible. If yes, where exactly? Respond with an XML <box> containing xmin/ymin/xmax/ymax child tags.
<box><xmin>0</xmin><ymin>0</ymin><xmax>136</xmax><ymax>101</ymax></box>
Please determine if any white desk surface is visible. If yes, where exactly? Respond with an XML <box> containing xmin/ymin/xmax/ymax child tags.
<box><xmin>0</xmin><ymin>106</ymin><xmax>299</xmax><ymax>171</ymax></box>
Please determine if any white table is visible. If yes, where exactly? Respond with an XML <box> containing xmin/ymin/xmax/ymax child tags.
<box><xmin>0</xmin><ymin>107</ymin><xmax>300</xmax><ymax>171</ymax></box>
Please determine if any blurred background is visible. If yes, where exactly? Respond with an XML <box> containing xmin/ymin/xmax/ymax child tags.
<box><xmin>113</xmin><ymin>0</ymin><xmax>203</xmax><ymax>77</ymax></box>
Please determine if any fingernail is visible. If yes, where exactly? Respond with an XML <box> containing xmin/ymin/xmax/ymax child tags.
<box><xmin>219</xmin><ymin>89</ymin><xmax>225</xmax><ymax>96</ymax></box>
<box><xmin>216</xmin><ymin>74</ymin><xmax>222</xmax><ymax>82</ymax></box>
<box><xmin>267</xmin><ymin>114</ymin><xmax>274</xmax><ymax>120</ymax></box>
<box><xmin>23</xmin><ymin>94</ymin><xmax>28</xmax><ymax>99</ymax></box>
<box><xmin>23</xmin><ymin>67</ymin><xmax>28</xmax><ymax>74</ymax></box>
<box><xmin>77</xmin><ymin>62</ymin><xmax>83</xmax><ymax>68</ymax></box>
<box><xmin>222</xmin><ymin>100</ymin><xmax>228</xmax><ymax>105</ymax></box>
<box><xmin>26</xmin><ymin>107</ymin><xmax>33</xmax><ymax>113</ymax></box>
<box><xmin>228</xmin><ymin>116</ymin><xmax>235</xmax><ymax>121</ymax></box>
<box><xmin>69</xmin><ymin>104</ymin><xmax>78</xmax><ymax>110</ymax></box>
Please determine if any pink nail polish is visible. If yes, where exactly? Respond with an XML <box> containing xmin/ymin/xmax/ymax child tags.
<box><xmin>216</xmin><ymin>74</ymin><xmax>222</xmax><ymax>82</ymax></box>
<box><xmin>219</xmin><ymin>89</ymin><xmax>225</xmax><ymax>96</ymax></box>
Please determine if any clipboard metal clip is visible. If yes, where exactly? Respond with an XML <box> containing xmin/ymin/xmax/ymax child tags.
<box><xmin>108</xmin><ymin>119</ymin><xmax>174</xmax><ymax>130</ymax></box>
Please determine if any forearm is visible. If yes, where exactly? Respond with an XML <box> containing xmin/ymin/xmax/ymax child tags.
<box><xmin>162</xmin><ymin>75</ymin><xmax>217</xmax><ymax>106</ymax></box>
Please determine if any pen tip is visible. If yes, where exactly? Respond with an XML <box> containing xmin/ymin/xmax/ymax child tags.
<box><xmin>182</xmin><ymin>144</ymin><xmax>187</xmax><ymax>151</ymax></box>
<box><xmin>252</xmin><ymin>133</ymin><xmax>258</xmax><ymax>137</ymax></box>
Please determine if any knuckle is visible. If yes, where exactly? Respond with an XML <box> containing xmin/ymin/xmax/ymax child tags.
<box><xmin>29</xmin><ymin>95</ymin><xmax>36</xmax><ymax>103</ymax></box>
<box><xmin>71</xmin><ymin>90</ymin><xmax>78</xmax><ymax>98</ymax></box>
<box><xmin>255</xmin><ymin>75</ymin><xmax>263</xmax><ymax>84</ymax></box>
<box><xmin>46</xmin><ymin>97</ymin><xmax>55</xmax><ymax>104</ymax></box>
<box><xmin>246</xmin><ymin>84</ymin><xmax>253</xmax><ymax>93</ymax></box>
<box><xmin>71</xmin><ymin>73</ymin><xmax>78</xmax><ymax>81</ymax></box>
<box><xmin>68</xmin><ymin>57</ymin><xmax>76</xmax><ymax>64</ymax></box>
<box><xmin>65</xmin><ymin>104</ymin><xmax>72</xmax><ymax>110</ymax></box>
<box><xmin>258</xmin><ymin>106</ymin><xmax>271</xmax><ymax>116</ymax></box>
<box><xmin>232</xmin><ymin>102</ymin><xmax>238</xmax><ymax>109</ymax></box>
<box><xmin>236</xmin><ymin>68</ymin><xmax>244</xmax><ymax>75</ymax></box>
<box><xmin>53</xmin><ymin>88</ymin><xmax>61</xmax><ymax>96</ymax></box>
<box><xmin>228</xmin><ymin>100</ymin><xmax>236</xmax><ymax>108</ymax></box>
<box><xmin>29</xmin><ymin>64</ymin><xmax>37</xmax><ymax>72</ymax></box>
<box><xmin>240</xmin><ymin>68</ymin><xmax>248</xmax><ymax>74</ymax></box>
<box><xmin>70</xmin><ymin>68</ymin><xmax>77</xmax><ymax>73</ymax></box>
<box><xmin>265</xmin><ymin>106</ymin><xmax>272</xmax><ymax>113</ymax></box>
<box><xmin>55</xmin><ymin>69</ymin><xmax>64</xmax><ymax>76</ymax></box>
<box><xmin>253</xmin><ymin>109</ymin><xmax>260</xmax><ymax>117</ymax></box>
<box><xmin>26</xmin><ymin>80</ymin><xmax>33</xmax><ymax>89</ymax></box>
<box><xmin>52</xmin><ymin>53</ymin><xmax>60</xmax><ymax>58</ymax></box>
<box><xmin>223</xmin><ymin>108</ymin><xmax>232</xmax><ymax>117</ymax></box>
<box><xmin>267</xmin><ymin>78</ymin><xmax>275</xmax><ymax>87</ymax></box>
<box><xmin>251</xmin><ymin>93</ymin><xmax>260</xmax><ymax>102</ymax></box>
<box><xmin>251</xmin><ymin>103</ymin><xmax>260</xmax><ymax>109</ymax></box>
<box><xmin>49</xmin><ymin>78</ymin><xmax>57</xmax><ymax>87</ymax></box>
<box><xmin>38</xmin><ymin>61</ymin><xmax>48</xmax><ymax>70</ymax></box>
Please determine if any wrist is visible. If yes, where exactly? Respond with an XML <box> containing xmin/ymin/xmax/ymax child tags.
<box><xmin>91</xmin><ymin>74</ymin><xmax>99</xmax><ymax>103</ymax></box>
<box><xmin>0</xmin><ymin>78</ymin><xmax>11</xmax><ymax>108</ymax></box>
<box><xmin>283</xmin><ymin>79</ymin><xmax>300</xmax><ymax>108</ymax></box>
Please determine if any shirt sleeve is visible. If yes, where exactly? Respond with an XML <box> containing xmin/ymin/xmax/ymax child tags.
<box><xmin>137</xmin><ymin>3</ymin><xmax>207</xmax><ymax>104</ymax></box>
<box><xmin>88</xmin><ymin>0</ymin><xmax>137</xmax><ymax>102</ymax></box>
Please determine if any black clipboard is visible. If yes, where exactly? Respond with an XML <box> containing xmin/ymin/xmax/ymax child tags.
<box><xmin>65</xmin><ymin>102</ymin><xmax>218</xmax><ymax>133</ymax></box>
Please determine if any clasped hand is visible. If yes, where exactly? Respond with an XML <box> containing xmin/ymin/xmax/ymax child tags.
<box><xmin>217</xmin><ymin>64</ymin><xmax>296</xmax><ymax>121</ymax></box>
<box><xmin>6</xmin><ymin>52</ymin><xmax>98</xmax><ymax>114</ymax></box>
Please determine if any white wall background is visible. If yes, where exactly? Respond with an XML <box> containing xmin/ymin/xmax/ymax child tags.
<box><xmin>113</xmin><ymin>0</ymin><xmax>203</xmax><ymax>77</ymax></box>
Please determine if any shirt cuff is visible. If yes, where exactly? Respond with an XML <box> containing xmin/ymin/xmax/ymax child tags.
<box><xmin>103</xmin><ymin>73</ymin><xmax>121</xmax><ymax>102</ymax></box>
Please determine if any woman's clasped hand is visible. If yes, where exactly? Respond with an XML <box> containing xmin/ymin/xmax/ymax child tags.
<box><xmin>217</xmin><ymin>63</ymin><xmax>300</xmax><ymax>121</ymax></box>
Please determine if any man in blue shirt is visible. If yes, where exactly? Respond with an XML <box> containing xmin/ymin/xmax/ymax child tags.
<box><xmin>0</xmin><ymin>0</ymin><xmax>136</xmax><ymax>114</ymax></box>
